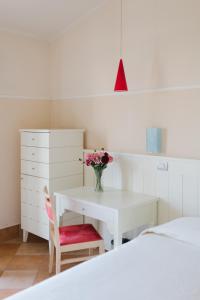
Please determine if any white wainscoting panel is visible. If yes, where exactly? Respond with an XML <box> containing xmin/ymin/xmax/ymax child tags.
<box><xmin>83</xmin><ymin>150</ymin><xmax>200</xmax><ymax>249</ymax></box>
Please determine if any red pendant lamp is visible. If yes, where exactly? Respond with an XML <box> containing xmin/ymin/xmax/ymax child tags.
<box><xmin>114</xmin><ymin>0</ymin><xmax>128</xmax><ymax>92</ymax></box>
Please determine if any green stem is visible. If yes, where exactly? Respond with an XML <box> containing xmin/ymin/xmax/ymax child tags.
<box><xmin>93</xmin><ymin>167</ymin><xmax>103</xmax><ymax>192</ymax></box>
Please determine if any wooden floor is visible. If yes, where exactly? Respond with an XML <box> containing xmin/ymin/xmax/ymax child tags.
<box><xmin>0</xmin><ymin>234</ymin><xmax>89</xmax><ymax>299</ymax></box>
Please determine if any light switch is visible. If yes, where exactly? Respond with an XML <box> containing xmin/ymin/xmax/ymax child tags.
<box><xmin>157</xmin><ymin>161</ymin><xmax>168</xmax><ymax>171</ymax></box>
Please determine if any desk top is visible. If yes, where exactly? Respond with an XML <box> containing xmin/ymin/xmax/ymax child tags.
<box><xmin>54</xmin><ymin>186</ymin><xmax>158</xmax><ymax>210</ymax></box>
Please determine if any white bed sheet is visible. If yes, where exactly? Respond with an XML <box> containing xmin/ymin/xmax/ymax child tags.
<box><xmin>7</xmin><ymin>229</ymin><xmax>200</xmax><ymax>300</ymax></box>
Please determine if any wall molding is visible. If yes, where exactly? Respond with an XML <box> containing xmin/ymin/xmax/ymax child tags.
<box><xmin>52</xmin><ymin>84</ymin><xmax>200</xmax><ymax>101</ymax></box>
<box><xmin>84</xmin><ymin>148</ymin><xmax>200</xmax><ymax>165</ymax></box>
<box><xmin>0</xmin><ymin>95</ymin><xmax>50</xmax><ymax>101</ymax></box>
<box><xmin>1</xmin><ymin>84</ymin><xmax>200</xmax><ymax>102</ymax></box>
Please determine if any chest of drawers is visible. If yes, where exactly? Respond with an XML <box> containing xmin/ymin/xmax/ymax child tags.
<box><xmin>20</xmin><ymin>129</ymin><xmax>84</xmax><ymax>241</ymax></box>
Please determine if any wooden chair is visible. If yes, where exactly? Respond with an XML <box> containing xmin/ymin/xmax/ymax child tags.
<box><xmin>44</xmin><ymin>187</ymin><xmax>104</xmax><ymax>274</ymax></box>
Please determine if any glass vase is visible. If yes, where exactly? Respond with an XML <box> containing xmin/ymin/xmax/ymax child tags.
<box><xmin>93</xmin><ymin>167</ymin><xmax>103</xmax><ymax>192</ymax></box>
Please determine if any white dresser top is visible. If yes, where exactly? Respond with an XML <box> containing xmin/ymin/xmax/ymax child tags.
<box><xmin>20</xmin><ymin>129</ymin><xmax>85</xmax><ymax>133</ymax></box>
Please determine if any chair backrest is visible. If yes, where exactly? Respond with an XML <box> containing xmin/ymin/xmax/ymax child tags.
<box><xmin>44</xmin><ymin>186</ymin><xmax>59</xmax><ymax>244</ymax></box>
<box><xmin>44</xmin><ymin>191</ymin><xmax>54</xmax><ymax>223</ymax></box>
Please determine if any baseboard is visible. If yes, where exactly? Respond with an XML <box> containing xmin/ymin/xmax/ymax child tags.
<box><xmin>0</xmin><ymin>224</ymin><xmax>20</xmax><ymax>242</ymax></box>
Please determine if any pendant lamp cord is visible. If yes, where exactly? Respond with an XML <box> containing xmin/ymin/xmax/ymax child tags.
<box><xmin>120</xmin><ymin>0</ymin><xmax>123</xmax><ymax>58</ymax></box>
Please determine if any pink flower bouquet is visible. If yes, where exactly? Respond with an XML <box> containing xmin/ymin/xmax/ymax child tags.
<box><xmin>84</xmin><ymin>150</ymin><xmax>113</xmax><ymax>192</ymax></box>
<box><xmin>85</xmin><ymin>151</ymin><xmax>113</xmax><ymax>167</ymax></box>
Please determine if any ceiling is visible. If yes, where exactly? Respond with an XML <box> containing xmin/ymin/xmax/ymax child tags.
<box><xmin>0</xmin><ymin>0</ymin><xmax>106</xmax><ymax>41</ymax></box>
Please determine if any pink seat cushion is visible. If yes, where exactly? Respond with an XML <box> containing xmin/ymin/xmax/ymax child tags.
<box><xmin>59</xmin><ymin>224</ymin><xmax>102</xmax><ymax>246</ymax></box>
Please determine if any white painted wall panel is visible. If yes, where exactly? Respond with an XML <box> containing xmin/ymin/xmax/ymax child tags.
<box><xmin>84</xmin><ymin>150</ymin><xmax>200</xmax><ymax>247</ymax></box>
<box><xmin>156</xmin><ymin>170</ymin><xmax>169</xmax><ymax>224</ymax></box>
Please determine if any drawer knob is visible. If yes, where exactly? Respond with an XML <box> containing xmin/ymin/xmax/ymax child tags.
<box><xmin>82</xmin><ymin>208</ymin><xmax>85</xmax><ymax>211</ymax></box>
<box><xmin>32</xmin><ymin>168</ymin><xmax>35</xmax><ymax>170</ymax></box>
<box><xmin>32</xmin><ymin>138</ymin><xmax>35</xmax><ymax>141</ymax></box>
<box><xmin>32</xmin><ymin>153</ymin><xmax>35</xmax><ymax>156</ymax></box>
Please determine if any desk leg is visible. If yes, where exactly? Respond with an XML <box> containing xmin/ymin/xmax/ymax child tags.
<box><xmin>113</xmin><ymin>231</ymin><xmax>122</xmax><ymax>249</ymax></box>
<box><xmin>152</xmin><ymin>201</ymin><xmax>158</xmax><ymax>226</ymax></box>
<box><xmin>113</xmin><ymin>216</ymin><xmax>122</xmax><ymax>249</ymax></box>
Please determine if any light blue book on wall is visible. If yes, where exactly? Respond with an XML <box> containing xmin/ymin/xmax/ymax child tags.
<box><xmin>146</xmin><ymin>128</ymin><xmax>162</xmax><ymax>153</ymax></box>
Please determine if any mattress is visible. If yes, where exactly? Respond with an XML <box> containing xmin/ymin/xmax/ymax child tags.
<box><xmin>7</xmin><ymin>217</ymin><xmax>200</xmax><ymax>300</ymax></box>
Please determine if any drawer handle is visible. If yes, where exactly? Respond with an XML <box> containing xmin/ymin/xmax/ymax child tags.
<box><xmin>32</xmin><ymin>167</ymin><xmax>35</xmax><ymax>170</ymax></box>
<box><xmin>32</xmin><ymin>138</ymin><xmax>35</xmax><ymax>141</ymax></box>
<box><xmin>82</xmin><ymin>208</ymin><xmax>85</xmax><ymax>211</ymax></box>
<box><xmin>32</xmin><ymin>153</ymin><xmax>35</xmax><ymax>156</ymax></box>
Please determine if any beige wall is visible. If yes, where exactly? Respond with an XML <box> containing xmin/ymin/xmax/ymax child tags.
<box><xmin>51</xmin><ymin>95</ymin><xmax>153</xmax><ymax>153</ymax></box>
<box><xmin>0</xmin><ymin>99</ymin><xmax>51</xmax><ymax>229</ymax></box>
<box><xmin>0</xmin><ymin>31</ymin><xmax>51</xmax><ymax>229</ymax></box>
<box><xmin>50</xmin><ymin>0</ymin><xmax>200</xmax><ymax>98</ymax></box>
<box><xmin>50</xmin><ymin>0</ymin><xmax>200</xmax><ymax>159</ymax></box>
<box><xmin>2</xmin><ymin>0</ymin><xmax>200</xmax><ymax>228</ymax></box>
<box><xmin>0</xmin><ymin>30</ymin><xmax>50</xmax><ymax>99</ymax></box>
<box><xmin>51</xmin><ymin>90</ymin><xmax>200</xmax><ymax>159</ymax></box>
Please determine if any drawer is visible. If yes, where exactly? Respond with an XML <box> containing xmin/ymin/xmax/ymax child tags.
<box><xmin>21</xmin><ymin>132</ymin><xmax>49</xmax><ymax>148</ymax></box>
<box><xmin>21</xmin><ymin>160</ymin><xmax>82</xmax><ymax>179</ymax></box>
<box><xmin>21</xmin><ymin>217</ymin><xmax>49</xmax><ymax>240</ymax></box>
<box><xmin>21</xmin><ymin>160</ymin><xmax>49</xmax><ymax>178</ymax></box>
<box><xmin>21</xmin><ymin>202</ymin><xmax>49</xmax><ymax>225</ymax></box>
<box><xmin>21</xmin><ymin>146</ymin><xmax>49</xmax><ymax>163</ymax></box>
<box><xmin>21</xmin><ymin>175</ymin><xmax>49</xmax><ymax>192</ymax></box>
<box><xmin>21</xmin><ymin>203</ymin><xmax>38</xmax><ymax>221</ymax></box>
<box><xmin>21</xmin><ymin>177</ymin><xmax>48</xmax><ymax>213</ymax></box>
<box><xmin>21</xmin><ymin>174</ymin><xmax>83</xmax><ymax>195</ymax></box>
<box><xmin>21</xmin><ymin>146</ymin><xmax>82</xmax><ymax>163</ymax></box>
<box><xmin>21</xmin><ymin>188</ymin><xmax>45</xmax><ymax>208</ymax></box>
<box><xmin>64</xmin><ymin>198</ymin><xmax>115</xmax><ymax>224</ymax></box>
<box><xmin>21</xmin><ymin>189</ymin><xmax>34</xmax><ymax>205</ymax></box>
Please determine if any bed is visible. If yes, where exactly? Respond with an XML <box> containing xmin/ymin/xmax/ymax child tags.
<box><xmin>7</xmin><ymin>217</ymin><xmax>200</xmax><ymax>300</ymax></box>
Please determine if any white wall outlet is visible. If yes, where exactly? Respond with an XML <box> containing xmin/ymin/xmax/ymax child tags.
<box><xmin>157</xmin><ymin>161</ymin><xmax>168</xmax><ymax>171</ymax></box>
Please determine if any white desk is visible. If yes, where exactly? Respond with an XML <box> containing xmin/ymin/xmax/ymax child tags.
<box><xmin>54</xmin><ymin>187</ymin><xmax>158</xmax><ymax>248</ymax></box>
